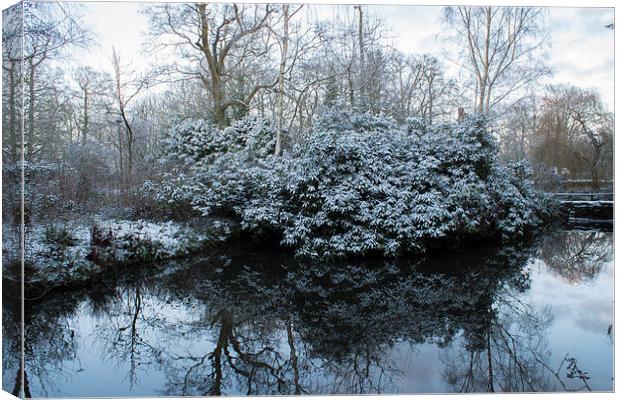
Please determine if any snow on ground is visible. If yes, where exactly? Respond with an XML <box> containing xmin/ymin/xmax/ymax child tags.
<box><xmin>10</xmin><ymin>218</ymin><xmax>232</xmax><ymax>288</ymax></box>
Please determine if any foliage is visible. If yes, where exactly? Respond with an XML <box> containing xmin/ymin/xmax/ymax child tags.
<box><xmin>157</xmin><ymin>111</ymin><xmax>552</xmax><ymax>259</ymax></box>
<box><xmin>43</xmin><ymin>224</ymin><xmax>77</xmax><ymax>247</ymax></box>
<box><xmin>19</xmin><ymin>218</ymin><xmax>232</xmax><ymax>290</ymax></box>
<box><xmin>151</xmin><ymin>115</ymin><xmax>278</xmax><ymax>217</ymax></box>
<box><xmin>313</xmin><ymin>100</ymin><xmax>398</xmax><ymax>134</ymax></box>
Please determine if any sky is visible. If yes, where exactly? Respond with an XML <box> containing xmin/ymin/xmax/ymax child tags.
<box><xmin>371</xmin><ymin>5</ymin><xmax>614</xmax><ymax>108</ymax></box>
<box><xmin>7</xmin><ymin>1</ymin><xmax>617</xmax><ymax>110</ymax></box>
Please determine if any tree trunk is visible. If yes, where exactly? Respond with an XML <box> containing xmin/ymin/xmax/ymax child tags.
<box><xmin>427</xmin><ymin>76</ymin><xmax>434</xmax><ymax>125</ymax></box>
<box><xmin>486</xmin><ymin>329</ymin><xmax>494</xmax><ymax>392</ymax></box>
<box><xmin>117</xmin><ymin>124</ymin><xmax>124</xmax><ymax>191</ymax></box>
<box><xmin>211</xmin><ymin>78</ymin><xmax>227</xmax><ymax>128</ymax></box>
<box><xmin>8</xmin><ymin>63</ymin><xmax>18</xmax><ymax>163</ymax></box>
<box><xmin>286</xmin><ymin>320</ymin><xmax>301</xmax><ymax>394</ymax></box>
<box><xmin>347</xmin><ymin>67</ymin><xmax>354</xmax><ymax>106</ymax></box>
<box><xmin>82</xmin><ymin>88</ymin><xmax>89</xmax><ymax>142</ymax></box>
<box><xmin>356</xmin><ymin>5</ymin><xmax>365</xmax><ymax>101</ymax></box>
<box><xmin>275</xmin><ymin>5</ymin><xmax>289</xmax><ymax>156</ymax></box>
<box><xmin>120</xmin><ymin>112</ymin><xmax>133</xmax><ymax>189</ymax></box>
<box><xmin>27</xmin><ymin>59</ymin><xmax>35</xmax><ymax>159</ymax></box>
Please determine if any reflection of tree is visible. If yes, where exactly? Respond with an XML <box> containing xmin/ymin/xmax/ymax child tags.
<box><xmin>539</xmin><ymin>230</ymin><xmax>612</xmax><ymax>284</ymax></box>
<box><xmin>441</xmin><ymin>299</ymin><xmax>556</xmax><ymax>392</ymax></box>
<box><xmin>150</xmin><ymin>244</ymin><xmax>538</xmax><ymax>395</ymax></box>
<box><xmin>95</xmin><ymin>269</ymin><xmax>166</xmax><ymax>389</ymax></box>
<box><xmin>2</xmin><ymin>296</ymin><xmax>23</xmax><ymax>396</ymax></box>
<box><xmin>2</xmin><ymin>292</ymin><xmax>82</xmax><ymax>397</ymax></box>
<box><xmin>440</xmin><ymin>236</ymin><xmax>606</xmax><ymax>393</ymax></box>
<box><xmin>160</xmin><ymin>307</ymin><xmax>297</xmax><ymax>396</ymax></box>
<box><xmin>4</xmin><ymin>264</ymin><xmax>167</xmax><ymax>397</ymax></box>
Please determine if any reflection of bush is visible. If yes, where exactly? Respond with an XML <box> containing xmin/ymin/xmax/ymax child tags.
<box><xmin>154</xmin><ymin>242</ymin><xmax>536</xmax><ymax>395</ymax></box>
<box><xmin>289</xmin><ymin>245</ymin><xmax>533</xmax><ymax>359</ymax></box>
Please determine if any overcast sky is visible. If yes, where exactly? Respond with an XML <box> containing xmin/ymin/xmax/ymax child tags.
<box><xmin>372</xmin><ymin>5</ymin><xmax>614</xmax><ymax>108</ymax></box>
<box><xmin>12</xmin><ymin>1</ymin><xmax>617</xmax><ymax>110</ymax></box>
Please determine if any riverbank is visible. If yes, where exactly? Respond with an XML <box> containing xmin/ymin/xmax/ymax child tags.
<box><xmin>4</xmin><ymin>215</ymin><xmax>561</xmax><ymax>298</ymax></box>
<box><xmin>2</xmin><ymin>218</ymin><xmax>234</xmax><ymax>297</ymax></box>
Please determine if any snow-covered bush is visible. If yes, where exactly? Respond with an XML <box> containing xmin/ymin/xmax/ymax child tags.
<box><xmin>23</xmin><ymin>218</ymin><xmax>233</xmax><ymax>288</ymax></box>
<box><xmin>157</xmin><ymin>111</ymin><xmax>551</xmax><ymax>259</ymax></box>
<box><xmin>43</xmin><ymin>224</ymin><xmax>78</xmax><ymax>247</ymax></box>
<box><xmin>166</xmin><ymin>115</ymin><xmax>277</xmax><ymax>164</ymax></box>
<box><xmin>314</xmin><ymin>102</ymin><xmax>398</xmax><ymax>134</ymax></box>
<box><xmin>165</xmin><ymin>119</ymin><xmax>222</xmax><ymax>163</ymax></box>
<box><xmin>153</xmin><ymin>115</ymin><xmax>279</xmax><ymax>217</ymax></box>
<box><xmin>487</xmin><ymin>161</ymin><xmax>556</xmax><ymax>239</ymax></box>
<box><xmin>241</xmin><ymin>114</ymin><xmax>549</xmax><ymax>258</ymax></box>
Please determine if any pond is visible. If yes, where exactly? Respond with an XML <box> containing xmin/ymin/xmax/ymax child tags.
<box><xmin>2</xmin><ymin>229</ymin><xmax>614</xmax><ymax>396</ymax></box>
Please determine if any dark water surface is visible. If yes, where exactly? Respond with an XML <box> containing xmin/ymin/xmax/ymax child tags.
<box><xmin>2</xmin><ymin>229</ymin><xmax>614</xmax><ymax>396</ymax></box>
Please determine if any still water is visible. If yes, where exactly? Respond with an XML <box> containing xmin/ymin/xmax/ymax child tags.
<box><xmin>2</xmin><ymin>229</ymin><xmax>614</xmax><ymax>396</ymax></box>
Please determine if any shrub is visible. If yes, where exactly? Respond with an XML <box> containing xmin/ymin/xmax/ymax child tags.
<box><xmin>157</xmin><ymin>111</ymin><xmax>552</xmax><ymax>259</ymax></box>
<box><xmin>43</xmin><ymin>224</ymin><xmax>77</xmax><ymax>247</ymax></box>
<box><xmin>166</xmin><ymin>115</ymin><xmax>277</xmax><ymax>164</ymax></box>
<box><xmin>153</xmin><ymin>115</ymin><xmax>278</xmax><ymax>218</ymax></box>
<box><xmin>241</xmin><ymin>114</ymin><xmax>548</xmax><ymax>258</ymax></box>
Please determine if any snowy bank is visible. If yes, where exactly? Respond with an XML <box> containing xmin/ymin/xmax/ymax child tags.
<box><xmin>4</xmin><ymin>218</ymin><xmax>232</xmax><ymax>293</ymax></box>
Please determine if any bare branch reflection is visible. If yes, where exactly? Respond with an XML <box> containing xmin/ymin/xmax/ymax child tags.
<box><xmin>539</xmin><ymin>230</ymin><xmax>612</xmax><ymax>284</ymax></box>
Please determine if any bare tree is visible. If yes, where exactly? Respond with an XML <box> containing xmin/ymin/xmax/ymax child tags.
<box><xmin>274</xmin><ymin>5</ymin><xmax>291</xmax><ymax>155</ymax></box>
<box><xmin>443</xmin><ymin>6</ymin><xmax>550</xmax><ymax>115</ymax></box>
<box><xmin>533</xmin><ymin>85</ymin><xmax>613</xmax><ymax>187</ymax></box>
<box><xmin>109</xmin><ymin>48</ymin><xmax>154</xmax><ymax>190</ymax></box>
<box><xmin>2</xmin><ymin>4</ymin><xmax>24</xmax><ymax>165</ymax></box>
<box><xmin>499</xmin><ymin>93</ymin><xmax>537</xmax><ymax>161</ymax></box>
<box><xmin>23</xmin><ymin>3</ymin><xmax>91</xmax><ymax>159</ymax></box>
<box><xmin>143</xmin><ymin>3</ymin><xmax>277</xmax><ymax>127</ymax></box>
<box><xmin>72</xmin><ymin>66</ymin><xmax>108</xmax><ymax>142</ymax></box>
<box><xmin>384</xmin><ymin>53</ymin><xmax>461</xmax><ymax>124</ymax></box>
<box><xmin>3</xmin><ymin>2</ymin><xmax>90</xmax><ymax>163</ymax></box>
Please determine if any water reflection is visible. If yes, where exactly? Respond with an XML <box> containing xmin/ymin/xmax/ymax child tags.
<box><xmin>3</xmin><ymin>229</ymin><xmax>614</xmax><ymax>396</ymax></box>
<box><xmin>539</xmin><ymin>230</ymin><xmax>613</xmax><ymax>285</ymax></box>
<box><xmin>3</xmin><ymin>288</ymin><xmax>80</xmax><ymax>397</ymax></box>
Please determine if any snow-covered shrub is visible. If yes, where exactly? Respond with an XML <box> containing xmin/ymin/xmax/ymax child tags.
<box><xmin>157</xmin><ymin>110</ymin><xmax>551</xmax><ymax>259</ymax></box>
<box><xmin>241</xmin><ymin>114</ymin><xmax>520</xmax><ymax>258</ymax></box>
<box><xmin>403</xmin><ymin>116</ymin><xmax>428</xmax><ymax>135</ymax></box>
<box><xmin>24</xmin><ymin>218</ymin><xmax>232</xmax><ymax>289</ymax></box>
<box><xmin>166</xmin><ymin>115</ymin><xmax>276</xmax><ymax>164</ymax></box>
<box><xmin>487</xmin><ymin>161</ymin><xmax>555</xmax><ymax>239</ymax></box>
<box><xmin>43</xmin><ymin>224</ymin><xmax>77</xmax><ymax>247</ymax></box>
<box><xmin>314</xmin><ymin>102</ymin><xmax>398</xmax><ymax>135</ymax></box>
<box><xmin>165</xmin><ymin>119</ymin><xmax>223</xmax><ymax>163</ymax></box>
<box><xmin>139</xmin><ymin>174</ymin><xmax>199</xmax><ymax>220</ymax></box>
<box><xmin>153</xmin><ymin>115</ymin><xmax>278</xmax><ymax>218</ymax></box>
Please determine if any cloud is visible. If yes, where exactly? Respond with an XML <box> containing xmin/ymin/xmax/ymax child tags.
<box><xmin>547</xmin><ymin>7</ymin><xmax>614</xmax><ymax>108</ymax></box>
